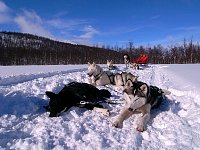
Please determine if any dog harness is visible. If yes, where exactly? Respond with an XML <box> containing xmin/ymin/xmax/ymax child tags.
<box><xmin>63</xmin><ymin>82</ymin><xmax>107</xmax><ymax>109</ymax></box>
<box><xmin>92</xmin><ymin>69</ymin><xmax>105</xmax><ymax>82</ymax></box>
<box><xmin>92</xmin><ymin>69</ymin><xmax>115</xmax><ymax>85</ymax></box>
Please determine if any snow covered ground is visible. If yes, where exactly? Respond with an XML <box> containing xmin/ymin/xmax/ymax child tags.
<box><xmin>0</xmin><ymin>64</ymin><xmax>200</xmax><ymax>150</ymax></box>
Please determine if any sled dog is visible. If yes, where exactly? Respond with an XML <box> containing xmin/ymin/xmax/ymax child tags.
<box><xmin>87</xmin><ymin>62</ymin><xmax>138</xmax><ymax>86</ymax></box>
<box><xmin>130</xmin><ymin>62</ymin><xmax>139</xmax><ymax>70</ymax></box>
<box><xmin>113</xmin><ymin>80</ymin><xmax>171</xmax><ymax>132</ymax></box>
<box><xmin>123</xmin><ymin>54</ymin><xmax>131</xmax><ymax>68</ymax></box>
<box><xmin>44</xmin><ymin>82</ymin><xmax>111</xmax><ymax>117</ymax></box>
<box><xmin>107</xmin><ymin>60</ymin><xmax>118</xmax><ymax>70</ymax></box>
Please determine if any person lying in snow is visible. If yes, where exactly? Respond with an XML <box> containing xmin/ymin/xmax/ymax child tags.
<box><xmin>44</xmin><ymin>82</ymin><xmax>111</xmax><ymax>117</ymax></box>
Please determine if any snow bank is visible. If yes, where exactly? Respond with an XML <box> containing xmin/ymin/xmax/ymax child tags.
<box><xmin>0</xmin><ymin>64</ymin><xmax>200</xmax><ymax>150</ymax></box>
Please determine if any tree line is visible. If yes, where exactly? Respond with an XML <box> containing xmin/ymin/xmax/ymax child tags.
<box><xmin>0</xmin><ymin>31</ymin><xmax>200</xmax><ymax>65</ymax></box>
<box><xmin>124</xmin><ymin>39</ymin><xmax>200</xmax><ymax>64</ymax></box>
<box><xmin>0</xmin><ymin>31</ymin><xmax>124</xmax><ymax>65</ymax></box>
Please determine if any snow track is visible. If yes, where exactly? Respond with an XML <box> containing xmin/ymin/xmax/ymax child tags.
<box><xmin>0</xmin><ymin>65</ymin><xmax>200</xmax><ymax>150</ymax></box>
<box><xmin>0</xmin><ymin>68</ymin><xmax>87</xmax><ymax>86</ymax></box>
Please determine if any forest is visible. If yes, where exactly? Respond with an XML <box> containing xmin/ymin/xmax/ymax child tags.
<box><xmin>0</xmin><ymin>31</ymin><xmax>200</xmax><ymax>65</ymax></box>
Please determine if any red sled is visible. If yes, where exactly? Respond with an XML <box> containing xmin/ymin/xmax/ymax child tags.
<box><xmin>134</xmin><ymin>54</ymin><xmax>148</xmax><ymax>64</ymax></box>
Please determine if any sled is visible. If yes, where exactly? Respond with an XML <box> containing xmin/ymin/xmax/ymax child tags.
<box><xmin>134</xmin><ymin>54</ymin><xmax>148</xmax><ymax>65</ymax></box>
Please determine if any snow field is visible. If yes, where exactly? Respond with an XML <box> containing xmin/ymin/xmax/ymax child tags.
<box><xmin>0</xmin><ymin>64</ymin><xmax>200</xmax><ymax>149</ymax></box>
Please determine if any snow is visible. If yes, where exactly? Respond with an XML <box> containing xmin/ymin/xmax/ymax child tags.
<box><xmin>0</xmin><ymin>64</ymin><xmax>200</xmax><ymax>150</ymax></box>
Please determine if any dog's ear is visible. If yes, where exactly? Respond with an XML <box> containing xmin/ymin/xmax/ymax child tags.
<box><xmin>88</xmin><ymin>62</ymin><xmax>91</xmax><ymax>65</ymax></box>
<box><xmin>107</xmin><ymin>60</ymin><xmax>109</xmax><ymax>62</ymax></box>
<box><xmin>140</xmin><ymin>84</ymin><xmax>148</xmax><ymax>95</ymax></box>
<box><xmin>110</xmin><ymin>60</ymin><xmax>113</xmax><ymax>62</ymax></box>
<box><xmin>134</xmin><ymin>76</ymin><xmax>139</xmax><ymax>81</ymax></box>
<box><xmin>46</xmin><ymin>91</ymin><xmax>56</xmax><ymax>99</ymax></box>
<box><xmin>92</xmin><ymin>62</ymin><xmax>96</xmax><ymax>66</ymax></box>
<box><xmin>125</xmin><ymin>80</ymin><xmax>133</xmax><ymax>88</ymax></box>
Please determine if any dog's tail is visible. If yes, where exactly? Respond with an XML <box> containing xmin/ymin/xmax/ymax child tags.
<box><xmin>99</xmin><ymin>89</ymin><xmax>111</xmax><ymax>98</ymax></box>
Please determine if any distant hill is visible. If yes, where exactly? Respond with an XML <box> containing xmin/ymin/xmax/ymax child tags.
<box><xmin>0</xmin><ymin>31</ymin><xmax>124</xmax><ymax>65</ymax></box>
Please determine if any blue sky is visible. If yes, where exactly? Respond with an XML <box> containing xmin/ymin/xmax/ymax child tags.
<box><xmin>0</xmin><ymin>0</ymin><xmax>200</xmax><ymax>47</ymax></box>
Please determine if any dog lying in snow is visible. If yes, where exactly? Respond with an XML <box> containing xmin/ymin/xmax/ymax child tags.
<box><xmin>44</xmin><ymin>82</ymin><xmax>111</xmax><ymax>117</ymax></box>
<box><xmin>87</xmin><ymin>62</ymin><xmax>138</xmax><ymax>86</ymax></box>
<box><xmin>107</xmin><ymin>60</ymin><xmax>118</xmax><ymax>70</ymax></box>
<box><xmin>129</xmin><ymin>62</ymin><xmax>139</xmax><ymax>70</ymax></box>
<box><xmin>113</xmin><ymin>80</ymin><xmax>171</xmax><ymax>132</ymax></box>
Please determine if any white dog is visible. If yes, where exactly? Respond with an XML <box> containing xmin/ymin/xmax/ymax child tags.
<box><xmin>87</xmin><ymin>62</ymin><xmax>111</xmax><ymax>86</ymax></box>
<box><xmin>107</xmin><ymin>60</ymin><xmax>118</xmax><ymax>70</ymax></box>
<box><xmin>87</xmin><ymin>62</ymin><xmax>138</xmax><ymax>86</ymax></box>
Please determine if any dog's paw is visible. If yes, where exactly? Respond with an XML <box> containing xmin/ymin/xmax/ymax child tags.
<box><xmin>112</xmin><ymin>121</ymin><xmax>123</xmax><ymax>128</ymax></box>
<box><xmin>136</xmin><ymin>126</ymin><xmax>145</xmax><ymax>132</ymax></box>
